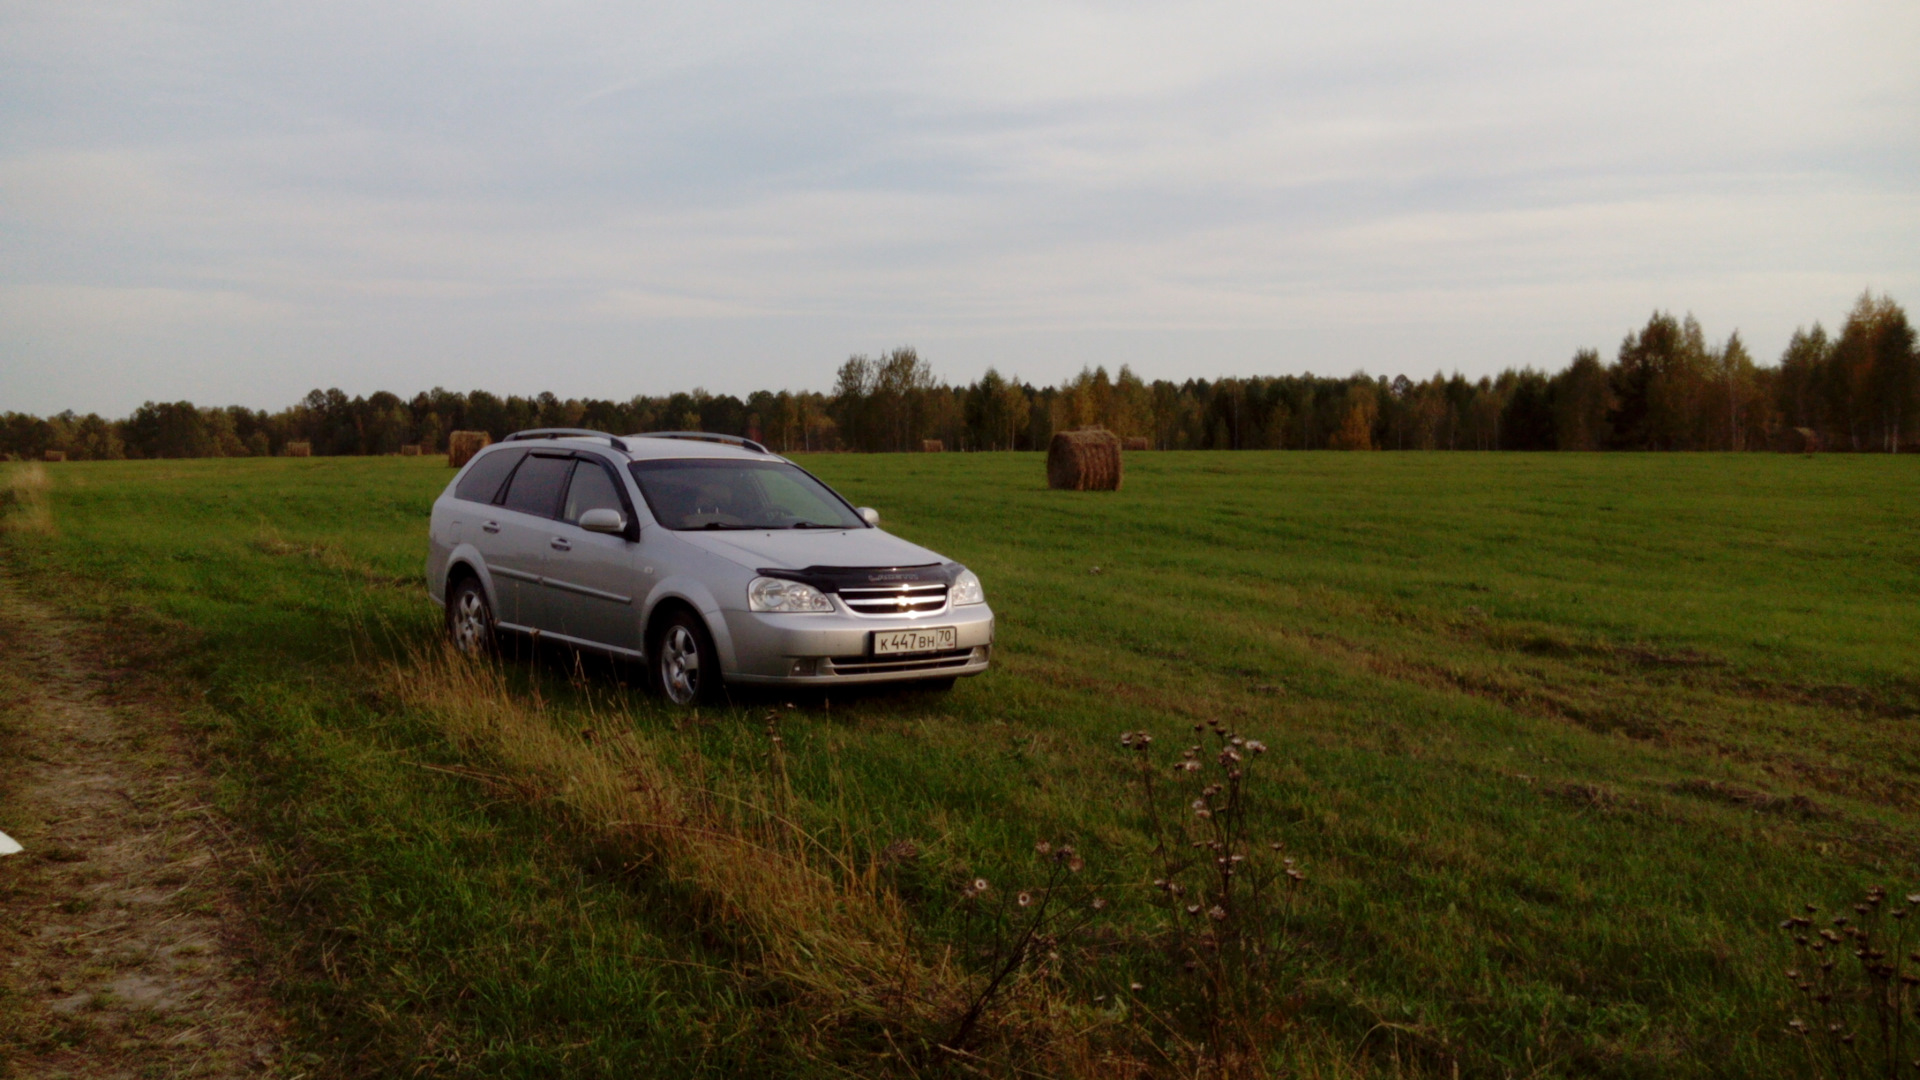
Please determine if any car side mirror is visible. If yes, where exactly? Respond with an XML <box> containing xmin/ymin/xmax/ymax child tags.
<box><xmin>579</xmin><ymin>508</ymin><xmax>627</xmax><ymax>534</ymax></box>
<box><xmin>857</xmin><ymin>507</ymin><xmax>880</xmax><ymax>527</ymax></box>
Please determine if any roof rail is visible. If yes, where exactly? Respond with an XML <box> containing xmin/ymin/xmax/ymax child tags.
<box><xmin>635</xmin><ymin>431</ymin><xmax>770</xmax><ymax>454</ymax></box>
<box><xmin>503</xmin><ymin>428</ymin><xmax>630</xmax><ymax>452</ymax></box>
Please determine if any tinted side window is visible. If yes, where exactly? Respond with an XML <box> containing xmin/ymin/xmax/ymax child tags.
<box><xmin>562</xmin><ymin>460</ymin><xmax>624</xmax><ymax>525</ymax></box>
<box><xmin>453</xmin><ymin>448</ymin><xmax>526</xmax><ymax>504</ymax></box>
<box><xmin>500</xmin><ymin>455</ymin><xmax>575</xmax><ymax>519</ymax></box>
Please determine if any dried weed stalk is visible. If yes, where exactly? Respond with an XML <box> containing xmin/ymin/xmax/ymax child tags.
<box><xmin>944</xmin><ymin>839</ymin><xmax>1109</xmax><ymax>1055</ymax></box>
<box><xmin>1124</xmin><ymin>720</ymin><xmax>1308</xmax><ymax>1075</ymax></box>
<box><xmin>1782</xmin><ymin>884</ymin><xmax>1920</xmax><ymax>1078</ymax></box>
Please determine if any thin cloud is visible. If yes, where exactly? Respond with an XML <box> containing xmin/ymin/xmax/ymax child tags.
<box><xmin>0</xmin><ymin>0</ymin><xmax>1915</xmax><ymax>414</ymax></box>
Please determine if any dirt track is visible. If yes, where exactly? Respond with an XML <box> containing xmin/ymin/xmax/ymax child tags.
<box><xmin>0</xmin><ymin>579</ymin><xmax>286</xmax><ymax>1077</ymax></box>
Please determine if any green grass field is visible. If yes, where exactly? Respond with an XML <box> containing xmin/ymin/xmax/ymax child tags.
<box><xmin>2</xmin><ymin>451</ymin><xmax>1916</xmax><ymax>1078</ymax></box>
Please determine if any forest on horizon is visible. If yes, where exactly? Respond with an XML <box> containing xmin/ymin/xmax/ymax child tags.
<box><xmin>6</xmin><ymin>291</ymin><xmax>1915</xmax><ymax>460</ymax></box>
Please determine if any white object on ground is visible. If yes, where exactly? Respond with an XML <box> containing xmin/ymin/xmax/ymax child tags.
<box><xmin>0</xmin><ymin>830</ymin><xmax>22</xmax><ymax>856</ymax></box>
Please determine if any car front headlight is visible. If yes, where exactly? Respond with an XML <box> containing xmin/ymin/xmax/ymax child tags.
<box><xmin>950</xmin><ymin>568</ymin><xmax>985</xmax><ymax>606</ymax></box>
<box><xmin>748</xmin><ymin>576</ymin><xmax>836</xmax><ymax>613</ymax></box>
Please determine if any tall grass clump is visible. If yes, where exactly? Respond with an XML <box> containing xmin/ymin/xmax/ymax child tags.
<box><xmin>0</xmin><ymin>463</ymin><xmax>52</xmax><ymax>534</ymax></box>
<box><xmin>390</xmin><ymin>643</ymin><xmax>958</xmax><ymax>1049</ymax></box>
<box><xmin>390</xmin><ymin>646</ymin><xmax>1317</xmax><ymax>1075</ymax></box>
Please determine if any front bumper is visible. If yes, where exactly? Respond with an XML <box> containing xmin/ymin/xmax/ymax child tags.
<box><xmin>719</xmin><ymin>602</ymin><xmax>994</xmax><ymax>686</ymax></box>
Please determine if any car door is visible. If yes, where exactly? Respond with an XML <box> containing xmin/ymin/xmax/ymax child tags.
<box><xmin>449</xmin><ymin>447</ymin><xmax>528</xmax><ymax>616</ymax></box>
<box><xmin>544</xmin><ymin>455</ymin><xmax>642</xmax><ymax>652</ymax></box>
<box><xmin>490</xmin><ymin>452</ymin><xmax>576</xmax><ymax>630</ymax></box>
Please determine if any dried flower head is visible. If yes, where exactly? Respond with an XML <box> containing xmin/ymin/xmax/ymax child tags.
<box><xmin>1018</xmin><ymin>892</ymin><xmax>1033</xmax><ymax>907</ymax></box>
<box><xmin>1068</xmin><ymin>856</ymin><xmax>1085</xmax><ymax>873</ymax></box>
<box><xmin>1034</xmin><ymin>840</ymin><xmax>1052</xmax><ymax>856</ymax></box>
<box><xmin>973</xmin><ymin>878</ymin><xmax>989</xmax><ymax>894</ymax></box>
<box><xmin>1208</xmin><ymin>905</ymin><xmax>1228</xmax><ymax>921</ymax></box>
<box><xmin>1091</xmin><ymin>897</ymin><xmax>1108</xmax><ymax>910</ymax></box>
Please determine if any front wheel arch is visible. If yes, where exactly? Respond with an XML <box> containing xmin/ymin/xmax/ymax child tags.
<box><xmin>645</xmin><ymin>601</ymin><xmax>722</xmax><ymax>705</ymax></box>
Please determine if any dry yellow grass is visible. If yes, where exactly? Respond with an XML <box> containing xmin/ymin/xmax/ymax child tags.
<box><xmin>378</xmin><ymin>645</ymin><xmax>1217</xmax><ymax>1073</ymax></box>
<box><xmin>0</xmin><ymin>464</ymin><xmax>53</xmax><ymax>534</ymax></box>
<box><xmin>390</xmin><ymin>645</ymin><xmax>955</xmax><ymax>1034</ymax></box>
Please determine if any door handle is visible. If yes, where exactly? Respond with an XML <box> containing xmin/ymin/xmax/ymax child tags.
<box><xmin>482</xmin><ymin>521</ymin><xmax>500</xmax><ymax>534</ymax></box>
<box><xmin>550</xmin><ymin>537</ymin><xmax>571</xmax><ymax>551</ymax></box>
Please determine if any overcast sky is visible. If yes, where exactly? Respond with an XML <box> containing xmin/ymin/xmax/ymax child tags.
<box><xmin>3</xmin><ymin>1</ymin><xmax>1916</xmax><ymax>416</ymax></box>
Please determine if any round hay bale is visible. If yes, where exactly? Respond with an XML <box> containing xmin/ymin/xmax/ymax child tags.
<box><xmin>42</xmin><ymin>449</ymin><xmax>67</xmax><ymax>462</ymax></box>
<box><xmin>1047</xmin><ymin>429</ymin><xmax>1123</xmax><ymax>491</ymax></box>
<box><xmin>1782</xmin><ymin>427</ymin><xmax>1821</xmax><ymax>454</ymax></box>
<box><xmin>447</xmin><ymin>430</ymin><xmax>492</xmax><ymax>468</ymax></box>
<box><xmin>285</xmin><ymin>441</ymin><xmax>312</xmax><ymax>458</ymax></box>
<box><xmin>1122</xmin><ymin>436</ymin><xmax>1150</xmax><ymax>452</ymax></box>
<box><xmin>921</xmin><ymin>439</ymin><xmax>945</xmax><ymax>453</ymax></box>
<box><xmin>400</xmin><ymin>444</ymin><xmax>421</xmax><ymax>456</ymax></box>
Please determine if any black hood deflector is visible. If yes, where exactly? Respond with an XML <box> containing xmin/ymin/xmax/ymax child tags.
<box><xmin>755</xmin><ymin>563</ymin><xmax>955</xmax><ymax>594</ymax></box>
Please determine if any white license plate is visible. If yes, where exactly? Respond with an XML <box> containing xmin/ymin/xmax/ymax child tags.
<box><xmin>872</xmin><ymin>626</ymin><xmax>957</xmax><ymax>656</ymax></box>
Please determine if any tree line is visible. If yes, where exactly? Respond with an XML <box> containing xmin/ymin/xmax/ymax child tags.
<box><xmin>5</xmin><ymin>291</ymin><xmax>1914</xmax><ymax>460</ymax></box>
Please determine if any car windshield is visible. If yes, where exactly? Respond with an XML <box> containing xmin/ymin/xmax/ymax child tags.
<box><xmin>628</xmin><ymin>458</ymin><xmax>865</xmax><ymax>531</ymax></box>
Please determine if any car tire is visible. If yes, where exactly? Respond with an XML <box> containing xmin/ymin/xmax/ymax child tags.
<box><xmin>446</xmin><ymin>577</ymin><xmax>496</xmax><ymax>656</ymax></box>
<box><xmin>652</xmin><ymin>609</ymin><xmax>721</xmax><ymax>706</ymax></box>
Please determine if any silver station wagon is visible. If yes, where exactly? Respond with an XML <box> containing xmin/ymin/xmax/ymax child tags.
<box><xmin>425</xmin><ymin>429</ymin><xmax>994</xmax><ymax>704</ymax></box>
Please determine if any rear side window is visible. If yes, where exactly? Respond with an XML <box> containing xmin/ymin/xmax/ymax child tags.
<box><xmin>453</xmin><ymin>448</ymin><xmax>526</xmax><ymax>504</ymax></box>
<box><xmin>500</xmin><ymin>455</ymin><xmax>575</xmax><ymax>519</ymax></box>
<box><xmin>562</xmin><ymin>460</ymin><xmax>624</xmax><ymax>525</ymax></box>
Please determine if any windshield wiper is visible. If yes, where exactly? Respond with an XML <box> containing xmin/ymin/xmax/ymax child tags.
<box><xmin>788</xmin><ymin>521</ymin><xmax>840</xmax><ymax>529</ymax></box>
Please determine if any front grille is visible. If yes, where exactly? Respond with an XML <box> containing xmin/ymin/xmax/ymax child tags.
<box><xmin>824</xmin><ymin>648</ymin><xmax>976</xmax><ymax>676</ymax></box>
<box><xmin>837</xmin><ymin>581</ymin><xmax>948</xmax><ymax>616</ymax></box>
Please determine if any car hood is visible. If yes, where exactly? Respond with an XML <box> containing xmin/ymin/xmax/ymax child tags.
<box><xmin>675</xmin><ymin>527</ymin><xmax>951</xmax><ymax>573</ymax></box>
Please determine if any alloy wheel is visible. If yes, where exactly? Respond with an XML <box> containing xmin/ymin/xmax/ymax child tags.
<box><xmin>660</xmin><ymin>624</ymin><xmax>701</xmax><ymax>704</ymax></box>
<box><xmin>452</xmin><ymin>589</ymin><xmax>489</xmax><ymax>654</ymax></box>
